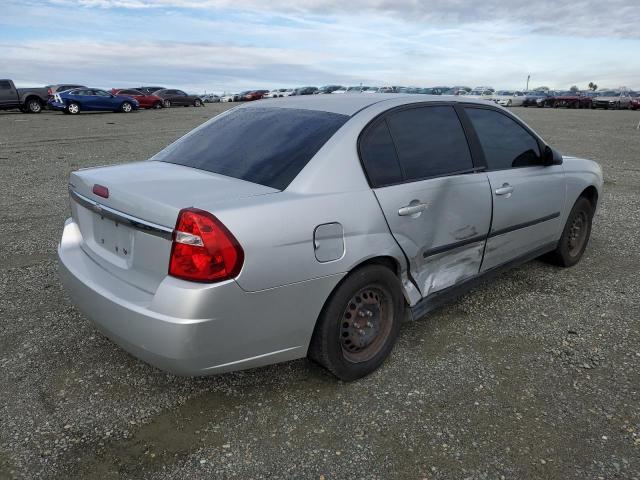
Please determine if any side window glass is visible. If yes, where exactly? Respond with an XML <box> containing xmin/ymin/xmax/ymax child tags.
<box><xmin>465</xmin><ymin>108</ymin><xmax>541</xmax><ymax>169</ymax></box>
<box><xmin>0</xmin><ymin>81</ymin><xmax>11</xmax><ymax>90</ymax></box>
<box><xmin>385</xmin><ymin>106</ymin><xmax>474</xmax><ymax>182</ymax></box>
<box><xmin>359</xmin><ymin>120</ymin><xmax>402</xmax><ymax>187</ymax></box>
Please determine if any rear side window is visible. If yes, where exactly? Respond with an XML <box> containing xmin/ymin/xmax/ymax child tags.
<box><xmin>465</xmin><ymin>108</ymin><xmax>541</xmax><ymax>169</ymax></box>
<box><xmin>152</xmin><ymin>107</ymin><xmax>349</xmax><ymax>190</ymax></box>
<box><xmin>385</xmin><ymin>106</ymin><xmax>473</xmax><ymax>182</ymax></box>
<box><xmin>359</xmin><ymin>120</ymin><xmax>403</xmax><ymax>187</ymax></box>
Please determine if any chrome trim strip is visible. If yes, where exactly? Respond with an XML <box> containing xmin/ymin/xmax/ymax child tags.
<box><xmin>69</xmin><ymin>189</ymin><xmax>174</xmax><ymax>240</ymax></box>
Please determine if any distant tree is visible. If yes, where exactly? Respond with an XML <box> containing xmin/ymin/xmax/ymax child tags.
<box><xmin>570</xmin><ymin>85</ymin><xmax>579</xmax><ymax>92</ymax></box>
<box><xmin>588</xmin><ymin>82</ymin><xmax>598</xmax><ymax>91</ymax></box>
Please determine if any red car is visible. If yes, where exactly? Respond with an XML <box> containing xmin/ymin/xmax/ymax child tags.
<box><xmin>545</xmin><ymin>91</ymin><xmax>592</xmax><ymax>109</ymax></box>
<box><xmin>631</xmin><ymin>96</ymin><xmax>640</xmax><ymax>110</ymax></box>
<box><xmin>110</xmin><ymin>88</ymin><xmax>164</xmax><ymax>109</ymax></box>
<box><xmin>242</xmin><ymin>90</ymin><xmax>270</xmax><ymax>101</ymax></box>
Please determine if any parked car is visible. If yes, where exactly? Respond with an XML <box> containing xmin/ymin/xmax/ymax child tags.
<box><xmin>58</xmin><ymin>95</ymin><xmax>602</xmax><ymax>381</ymax></box>
<box><xmin>46</xmin><ymin>84</ymin><xmax>87</xmax><ymax>98</ymax></box>
<box><xmin>444</xmin><ymin>86</ymin><xmax>471</xmax><ymax>96</ymax></box>
<box><xmin>0</xmin><ymin>79</ymin><xmax>48</xmax><ymax>113</ymax></box>
<box><xmin>220</xmin><ymin>92</ymin><xmax>236</xmax><ymax>102</ymax></box>
<box><xmin>110</xmin><ymin>88</ymin><xmax>164</xmax><ymax>109</ymax></box>
<box><xmin>492</xmin><ymin>90</ymin><xmax>526</xmax><ymax>107</ymax></box>
<box><xmin>292</xmin><ymin>86</ymin><xmax>318</xmax><ymax>95</ymax></box>
<box><xmin>466</xmin><ymin>87</ymin><xmax>495</xmax><ymax>100</ymax></box>
<box><xmin>592</xmin><ymin>90</ymin><xmax>632</xmax><ymax>110</ymax></box>
<box><xmin>545</xmin><ymin>91</ymin><xmax>592</xmax><ymax>109</ymax></box>
<box><xmin>136</xmin><ymin>86</ymin><xmax>166</xmax><ymax>95</ymax></box>
<box><xmin>48</xmin><ymin>88</ymin><xmax>139</xmax><ymax>114</ymax></box>
<box><xmin>153</xmin><ymin>89</ymin><xmax>204</xmax><ymax>108</ymax></box>
<box><xmin>522</xmin><ymin>91</ymin><xmax>550</xmax><ymax>107</ymax></box>
<box><xmin>201</xmin><ymin>94</ymin><xmax>220</xmax><ymax>103</ymax></box>
<box><xmin>631</xmin><ymin>93</ymin><xmax>640</xmax><ymax>110</ymax></box>
<box><xmin>316</xmin><ymin>85</ymin><xmax>345</xmax><ymax>94</ymax></box>
<box><xmin>243</xmin><ymin>90</ymin><xmax>269</xmax><ymax>101</ymax></box>
<box><xmin>265</xmin><ymin>88</ymin><xmax>295</xmax><ymax>98</ymax></box>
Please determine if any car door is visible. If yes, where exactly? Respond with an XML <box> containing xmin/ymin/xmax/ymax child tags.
<box><xmin>0</xmin><ymin>80</ymin><xmax>16</xmax><ymax>108</ymax></box>
<box><xmin>360</xmin><ymin>104</ymin><xmax>492</xmax><ymax>298</ymax></box>
<box><xmin>463</xmin><ymin>106</ymin><xmax>566</xmax><ymax>272</ymax></box>
<box><xmin>93</xmin><ymin>89</ymin><xmax>117</xmax><ymax>110</ymax></box>
<box><xmin>73</xmin><ymin>89</ymin><xmax>94</xmax><ymax>110</ymax></box>
<box><xmin>174</xmin><ymin>90</ymin><xmax>189</xmax><ymax>105</ymax></box>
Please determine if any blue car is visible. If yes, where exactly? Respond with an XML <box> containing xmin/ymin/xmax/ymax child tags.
<box><xmin>48</xmin><ymin>88</ymin><xmax>139</xmax><ymax>114</ymax></box>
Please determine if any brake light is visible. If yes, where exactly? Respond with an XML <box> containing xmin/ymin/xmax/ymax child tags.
<box><xmin>169</xmin><ymin>208</ymin><xmax>244</xmax><ymax>283</ymax></box>
<box><xmin>92</xmin><ymin>184</ymin><xmax>109</xmax><ymax>198</ymax></box>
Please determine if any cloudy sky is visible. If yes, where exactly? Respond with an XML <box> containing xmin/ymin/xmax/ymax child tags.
<box><xmin>1</xmin><ymin>0</ymin><xmax>638</xmax><ymax>93</ymax></box>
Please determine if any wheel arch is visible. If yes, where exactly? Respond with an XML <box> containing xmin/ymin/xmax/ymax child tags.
<box><xmin>580</xmin><ymin>185</ymin><xmax>599</xmax><ymax>209</ymax></box>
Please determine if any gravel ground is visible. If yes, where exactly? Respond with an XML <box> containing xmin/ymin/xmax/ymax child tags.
<box><xmin>0</xmin><ymin>104</ymin><xmax>639</xmax><ymax>480</ymax></box>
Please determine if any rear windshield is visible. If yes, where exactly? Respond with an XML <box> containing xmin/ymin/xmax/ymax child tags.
<box><xmin>152</xmin><ymin>107</ymin><xmax>349</xmax><ymax>190</ymax></box>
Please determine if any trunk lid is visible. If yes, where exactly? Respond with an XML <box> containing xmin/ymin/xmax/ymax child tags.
<box><xmin>68</xmin><ymin>161</ymin><xmax>278</xmax><ymax>293</ymax></box>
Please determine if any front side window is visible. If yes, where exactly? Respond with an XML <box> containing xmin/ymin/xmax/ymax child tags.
<box><xmin>465</xmin><ymin>108</ymin><xmax>541</xmax><ymax>169</ymax></box>
<box><xmin>385</xmin><ymin>105</ymin><xmax>474</xmax><ymax>182</ymax></box>
<box><xmin>152</xmin><ymin>107</ymin><xmax>348</xmax><ymax>190</ymax></box>
<box><xmin>0</xmin><ymin>80</ymin><xmax>11</xmax><ymax>90</ymax></box>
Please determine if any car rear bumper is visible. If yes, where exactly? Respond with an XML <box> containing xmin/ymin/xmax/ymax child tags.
<box><xmin>58</xmin><ymin>218</ymin><xmax>343</xmax><ymax>375</ymax></box>
<box><xmin>48</xmin><ymin>101</ymin><xmax>66</xmax><ymax>110</ymax></box>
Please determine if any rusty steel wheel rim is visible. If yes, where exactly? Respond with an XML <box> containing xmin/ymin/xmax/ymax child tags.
<box><xmin>567</xmin><ymin>210</ymin><xmax>588</xmax><ymax>256</ymax></box>
<box><xmin>340</xmin><ymin>286</ymin><xmax>393</xmax><ymax>363</ymax></box>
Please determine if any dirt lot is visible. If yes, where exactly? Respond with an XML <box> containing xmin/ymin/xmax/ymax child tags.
<box><xmin>1</xmin><ymin>104</ymin><xmax>639</xmax><ymax>480</ymax></box>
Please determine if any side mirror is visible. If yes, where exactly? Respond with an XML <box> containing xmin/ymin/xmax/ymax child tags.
<box><xmin>543</xmin><ymin>146</ymin><xmax>563</xmax><ymax>166</ymax></box>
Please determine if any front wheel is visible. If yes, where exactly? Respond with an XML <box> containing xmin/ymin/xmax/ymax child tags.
<box><xmin>543</xmin><ymin>197</ymin><xmax>594</xmax><ymax>268</ymax></box>
<box><xmin>308</xmin><ymin>265</ymin><xmax>404</xmax><ymax>381</ymax></box>
<box><xmin>66</xmin><ymin>102</ymin><xmax>80</xmax><ymax>115</ymax></box>
<box><xmin>120</xmin><ymin>101</ymin><xmax>133</xmax><ymax>113</ymax></box>
<box><xmin>193</xmin><ymin>99</ymin><xmax>202</xmax><ymax>107</ymax></box>
<box><xmin>153</xmin><ymin>101</ymin><xmax>162</xmax><ymax>109</ymax></box>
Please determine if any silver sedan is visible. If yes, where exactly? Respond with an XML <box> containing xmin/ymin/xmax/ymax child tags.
<box><xmin>58</xmin><ymin>95</ymin><xmax>603</xmax><ymax>380</ymax></box>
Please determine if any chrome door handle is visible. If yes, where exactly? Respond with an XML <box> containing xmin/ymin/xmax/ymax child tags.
<box><xmin>495</xmin><ymin>183</ymin><xmax>514</xmax><ymax>196</ymax></box>
<box><xmin>398</xmin><ymin>203</ymin><xmax>428</xmax><ymax>216</ymax></box>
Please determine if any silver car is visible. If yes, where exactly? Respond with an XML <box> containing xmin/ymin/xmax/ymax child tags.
<box><xmin>58</xmin><ymin>95</ymin><xmax>603</xmax><ymax>380</ymax></box>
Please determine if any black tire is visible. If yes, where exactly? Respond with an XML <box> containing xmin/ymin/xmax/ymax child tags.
<box><xmin>543</xmin><ymin>197</ymin><xmax>594</xmax><ymax>268</ymax></box>
<box><xmin>308</xmin><ymin>265</ymin><xmax>404</xmax><ymax>381</ymax></box>
<box><xmin>25</xmin><ymin>98</ymin><xmax>42</xmax><ymax>113</ymax></box>
<box><xmin>66</xmin><ymin>102</ymin><xmax>80</xmax><ymax>115</ymax></box>
<box><xmin>193</xmin><ymin>99</ymin><xmax>202</xmax><ymax>107</ymax></box>
<box><xmin>163</xmin><ymin>99</ymin><xmax>171</xmax><ymax>108</ymax></box>
<box><xmin>153</xmin><ymin>101</ymin><xmax>163</xmax><ymax>109</ymax></box>
<box><xmin>120</xmin><ymin>101</ymin><xmax>133</xmax><ymax>113</ymax></box>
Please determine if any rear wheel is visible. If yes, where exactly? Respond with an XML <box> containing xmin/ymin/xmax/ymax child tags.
<box><xmin>543</xmin><ymin>197</ymin><xmax>594</xmax><ymax>268</ymax></box>
<box><xmin>308</xmin><ymin>265</ymin><xmax>404</xmax><ymax>381</ymax></box>
<box><xmin>163</xmin><ymin>99</ymin><xmax>171</xmax><ymax>108</ymax></box>
<box><xmin>120</xmin><ymin>101</ymin><xmax>133</xmax><ymax>113</ymax></box>
<box><xmin>66</xmin><ymin>102</ymin><xmax>80</xmax><ymax>115</ymax></box>
<box><xmin>26</xmin><ymin>98</ymin><xmax>42</xmax><ymax>113</ymax></box>
<box><xmin>153</xmin><ymin>101</ymin><xmax>162</xmax><ymax>109</ymax></box>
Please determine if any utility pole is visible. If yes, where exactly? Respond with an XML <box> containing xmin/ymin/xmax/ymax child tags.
<box><xmin>526</xmin><ymin>75</ymin><xmax>530</xmax><ymax>91</ymax></box>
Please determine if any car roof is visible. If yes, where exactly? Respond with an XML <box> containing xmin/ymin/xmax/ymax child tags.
<box><xmin>238</xmin><ymin>93</ymin><xmax>495</xmax><ymax>116</ymax></box>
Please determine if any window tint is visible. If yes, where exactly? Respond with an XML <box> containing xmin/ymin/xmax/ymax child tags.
<box><xmin>94</xmin><ymin>90</ymin><xmax>111</xmax><ymax>96</ymax></box>
<box><xmin>465</xmin><ymin>108</ymin><xmax>541</xmax><ymax>169</ymax></box>
<box><xmin>385</xmin><ymin>106</ymin><xmax>473</xmax><ymax>181</ymax></box>
<box><xmin>360</xmin><ymin>120</ymin><xmax>402</xmax><ymax>187</ymax></box>
<box><xmin>152</xmin><ymin>107</ymin><xmax>348</xmax><ymax>190</ymax></box>
<box><xmin>0</xmin><ymin>80</ymin><xmax>11</xmax><ymax>90</ymax></box>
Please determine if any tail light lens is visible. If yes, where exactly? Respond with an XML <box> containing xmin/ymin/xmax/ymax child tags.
<box><xmin>169</xmin><ymin>208</ymin><xmax>244</xmax><ymax>283</ymax></box>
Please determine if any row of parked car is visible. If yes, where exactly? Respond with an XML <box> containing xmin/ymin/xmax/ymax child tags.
<box><xmin>0</xmin><ymin>80</ymin><xmax>208</xmax><ymax>114</ymax></box>
<box><xmin>218</xmin><ymin>85</ymin><xmax>640</xmax><ymax>110</ymax></box>
<box><xmin>3</xmin><ymin>78</ymin><xmax>639</xmax><ymax>114</ymax></box>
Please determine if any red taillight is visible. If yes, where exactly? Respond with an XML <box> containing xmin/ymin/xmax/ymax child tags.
<box><xmin>47</xmin><ymin>88</ymin><xmax>52</xmax><ymax>96</ymax></box>
<box><xmin>169</xmin><ymin>208</ymin><xmax>244</xmax><ymax>283</ymax></box>
<box><xmin>92</xmin><ymin>184</ymin><xmax>109</xmax><ymax>198</ymax></box>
